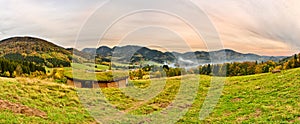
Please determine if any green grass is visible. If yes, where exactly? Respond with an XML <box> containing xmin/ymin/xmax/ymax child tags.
<box><xmin>75</xmin><ymin>68</ymin><xmax>300</xmax><ymax>123</ymax></box>
<box><xmin>1</xmin><ymin>68</ymin><xmax>300</xmax><ymax>123</ymax></box>
<box><xmin>0</xmin><ymin>77</ymin><xmax>95</xmax><ymax>123</ymax></box>
<box><xmin>180</xmin><ymin>68</ymin><xmax>300</xmax><ymax>123</ymax></box>
<box><xmin>63</xmin><ymin>63</ymin><xmax>128</xmax><ymax>82</ymax></box>
<box><xmin>64</xmin><ymin>69</ymin><xmax>128</xmax><ymax>82</ymax></box>
<box><xmin>71</xmin><ymin>63</ymin><xmax>109</xmax><ymax>71</ymax></box>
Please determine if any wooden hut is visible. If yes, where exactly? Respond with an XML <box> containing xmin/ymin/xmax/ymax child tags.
<box><xmin>66</xmin><ymin>77</ymin><xmax>128</xmax><ymax>88</ymax></box>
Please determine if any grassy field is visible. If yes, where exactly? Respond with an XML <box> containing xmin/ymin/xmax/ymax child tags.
<box><xmin>64</xmin><ymin>68</ymin><xmax>128</xmax><ymax>81</ymax></box>
<box><xmin>63</xmin><ymin>63</ymin><xmax>128</xmax><ymax>81</ymax></box>
<box><xmin>70</xmin><ymin>63</ymin><xmax>109</xmax><ymax>71</ymax></box>
<box><xmin>0</xmin><ymin>77</ymin><xmax>95</xmax><ymax>123</ymax></box>
<box><xmin>0</xmin><ymin>68</ymin><xmax>300</xmax><ymax>123</ymax></box>
<box><xmin>178</xmin><ymin>68</ymin><xmax>300</xmax><ymax>123</ymax></box>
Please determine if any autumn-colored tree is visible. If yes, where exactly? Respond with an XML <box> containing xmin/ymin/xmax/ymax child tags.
<box><xmin>13</xmin><ymin>65</ymin><xmax>22</xmax><ymax>77</ymax></box>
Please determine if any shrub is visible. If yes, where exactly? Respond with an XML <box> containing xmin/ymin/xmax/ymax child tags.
<box><xmin>3</xmin><ymin>71</ymin><xmax>10</xmax><ymax>77</ymax></box>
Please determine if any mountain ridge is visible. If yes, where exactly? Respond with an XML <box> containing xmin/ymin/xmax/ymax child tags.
<box><xmin>0</xmin><ymin>36</ymin><xmax>288</xmax><ymax>65</ymax></box>
<box><xmin>82</xmin><ymin>45</ymin><xmax>287</xmax><ymax>64</ymax></box>
<box><xmin>82</xmin><ymin>46</ymin><xmax>286</xmax><ymax>58</ymax></box>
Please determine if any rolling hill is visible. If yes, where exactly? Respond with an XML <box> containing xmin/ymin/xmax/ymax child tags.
<box><xmin>0</xmin><ymin>37</ymin><xmax>72</xmax><ymax>67</ymax></box>
<box><xmin>0</xmin><ymin>37</ymin><xmax>70</xmax><ymax>56</ymax></box>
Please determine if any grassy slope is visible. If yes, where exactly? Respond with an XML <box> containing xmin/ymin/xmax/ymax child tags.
<box><xmin>97</xmin><ymin>68</ymin><xmax>300</xmax><ymax>123</ymax></box>
<box><xmin>0</xmin><ymin>78</ymin><xmax>95</xmax><ymax>123</ymax></box>
<box><xmin>181</xmin><ymin>68</ymin><xmax>300</xmax><ymax>123</ymax></box>
<box><xmin>0</xmin><ymin>68</ymin><xmax>299</xmax><ymax>123</ymax></box>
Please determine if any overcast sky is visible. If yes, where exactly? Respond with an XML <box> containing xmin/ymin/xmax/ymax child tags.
<box><xmin>1</xmin><ymin>0</ymin><xmax>300</xmax><ymax>56</ymax></box>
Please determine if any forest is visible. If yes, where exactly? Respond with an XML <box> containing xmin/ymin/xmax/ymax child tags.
<box><xmin>198</xmin><ymin>53</ymin><xmax>300</xmax><ymax>76</ymax></box>
<box><xmin>4</xmin><ymin>53</ymin><xmax>71</xmax><ymax>67</ymax></box>
<box><xmin>0</xmin><ymin>58</ymin><xmax>45</xmax><ymax>77</ymax></box>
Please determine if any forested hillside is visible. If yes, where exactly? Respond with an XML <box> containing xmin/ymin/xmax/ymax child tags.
<box><xmin>0</xmin><ymin>58</ymin><xmax>45</xmax><ymax>77</ymax></box>
<box><xmin>0</xmin><ymin>37</ymin><xmax>72</xmax><ymax>68</ymax></box>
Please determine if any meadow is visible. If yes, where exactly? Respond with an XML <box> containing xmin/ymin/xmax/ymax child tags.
<box><xmin>0</xmin><ymin>77</ymin><xmax>95</xmax><ymax>123</ymax></box>
<box><xmin>63</xmin><ymin>63</ymin><xmax>128</xmax><ymax>82</ymax></box>
<box><xmin>0</xmin><ymin>67</ymin><xmax>299</xmax><ymax>123</ymax></box>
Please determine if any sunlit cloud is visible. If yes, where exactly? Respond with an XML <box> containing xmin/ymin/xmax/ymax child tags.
<box><xmin>0</xmin><ymin>0</ymin><xmax>299</xmax><ymax>56</ymax></box>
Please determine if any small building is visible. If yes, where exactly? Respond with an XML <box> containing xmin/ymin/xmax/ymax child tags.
<box><xmin>272</xmin><ymin>69</ymin><xmax>281</xmax><ymax>74</ymax></box>
<box><xmin>66</xmin><ymin>77</ymin><xmax>128</xmax><ymax>88</ymax></box>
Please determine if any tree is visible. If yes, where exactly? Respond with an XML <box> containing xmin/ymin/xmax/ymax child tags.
<box><xmin>294</xmin><ymin>54</ymin><xmax>300</xmax><ymax>68</ymax></box>
<box><xmin>163</xmin><ymin>65</ymin><xmax>169</xmax><ymax>71</ymax></box>
<box><xmin>207</xmin><ymin>64</ymin><xmax>212</xmax><ymax>75</ymax></box>
<box><xmin>15</xmin><ymin>65</ymin><xmax>23</xmax><ymax>76</ymax></box>
<box><xmin>109</xmin><ymin>63</ymin><xmax>112</xmax><ymax>70</ymax></box>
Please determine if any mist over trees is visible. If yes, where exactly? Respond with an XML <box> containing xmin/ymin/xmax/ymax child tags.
<box><xmin>197</xmin><ymin>54</ymin><xmax>300</xmax><ymax>76</ymax></box>
<box><xmin>129</xmin><ymin>53</ymin><xmax>300</xmax><ymax>79</ymax></box>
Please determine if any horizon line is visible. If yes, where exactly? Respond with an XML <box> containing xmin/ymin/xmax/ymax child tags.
<box><xmin>0</xmin><ymin>35</ymin><xmax>294</xmax><ymax>57</ymax></box>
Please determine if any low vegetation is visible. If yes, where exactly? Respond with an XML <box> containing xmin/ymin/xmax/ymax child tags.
<box><xmin>0</xmin><ymin>77</ymin><xmax>95</xmax><ymax>123</ymax></box>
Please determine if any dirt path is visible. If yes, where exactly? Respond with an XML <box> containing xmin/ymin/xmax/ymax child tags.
<box><xmin>0</xmin><ymin>100</ymin><xmax>47</xmax><ymax>118</ymax></box>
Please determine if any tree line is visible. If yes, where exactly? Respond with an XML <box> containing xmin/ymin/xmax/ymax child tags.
<box><xmin>0</xmin><ymin>58</ymin><xmax>46</xmax><ymax>77</ymax></box>
<box><xmin>197</xmin><ymin>53</ymin><xmax>300</xmax><ymax>76</ymax></box>
<box><xmin>129</xmin><ymin>53</ymin><xmax>300</xmax><ymax>79</ymax></box>
<box><xmin>126</xmin><ymin>53</ymin><xmax>300</xmax><ymax>80</ymax></box>
<box><xmin>129</xmin><ymin>65</ymin><xmax>185</xmax><ymax>80</ymax></box>
<box><xmin>4</xmin><ymin>53</ymin><xmax>71</xmax><ymax>68</ymax></box>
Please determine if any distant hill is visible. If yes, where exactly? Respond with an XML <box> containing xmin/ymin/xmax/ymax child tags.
<box><xmin>171</xmin><ymin>49</ymin><xmax>286</xmax><ymax>64</ymax></box>
<box><xmin>66</xmin><ymin>48</ymin><xmax>92</xmax><ymax>62</ymax></box>
<box><xmin>81</xmin><ymin>48</ymin><xmax>97</xmax><ymax>55</ymax></box>
<box><xmin>0</xmin><ymin>36</ymin><xmax>72</xmax><ymax>67</ymax></box>
<box><xmin>1</xmin><ymin>36</ymin><xmax>285</xmax><ymax>67</ymax></box>
<box><xmin>0</xmin><ymin>37</ymin><xmax>70</xmax><ymax>55</ymax></box>
<box><xmin>81</xmin><ymin>45</ymin><xmax>286</xmax><ymax>64</ymax></box>
<box><xmin>83</xmin><ymin>46</ymin><xmax>176</xmax><ymax>64</ymax></box>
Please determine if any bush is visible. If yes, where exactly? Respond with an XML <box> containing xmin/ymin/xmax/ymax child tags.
<box><xmin>55</xmin><ymin>77</ymin><xmax>67</xmax><ymax>84</ymax></box>
<box><xmin>3</xmin><ymin>71</ymin><xmax>10</xmax><ymax>77</ymax></box>
<box><xmin>49</xmin><ymin>68</ymin><xmax>65</xmax><ymax>80</ymax></box>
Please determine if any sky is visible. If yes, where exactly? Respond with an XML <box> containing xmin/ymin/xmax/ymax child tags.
<box><xmin>0</xmin><ymin>0</ymin><xmax>300</xmax><ymax>56</ymax></box>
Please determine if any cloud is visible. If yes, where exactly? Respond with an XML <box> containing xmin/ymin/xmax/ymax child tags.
<box><xmin>193</xmin><ymin>0</ymin><xmax>300</xmax><ymax>56</ymax></box>
<box><xmin>242</xmin><ymin>0</ymin><xmax>300</xmax><ymax>47</ymax></box>
<box><xmin>0</xmin><ymin>0</ymin><xmax>104</xmax><ymax>47</ymax></box>
<box><xmin>0</xmin><ymin>0</ymin><xmax>299</xmax><ymax>56</ymax></box>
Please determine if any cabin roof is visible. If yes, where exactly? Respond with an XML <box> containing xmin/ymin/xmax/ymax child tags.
<box><xmin>64</xmin><ymin>70</ymin><xmax>129</xmax><ymax>82</ymax></box>
<box><xmin>66</xmin><ymin>76</ymin><xmax>128</xmax><ymax>82</ymax></box>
